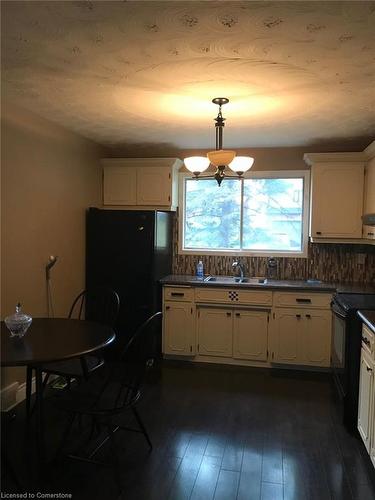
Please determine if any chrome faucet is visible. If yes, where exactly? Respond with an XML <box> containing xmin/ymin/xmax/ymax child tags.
<box><xmin>232</xmin><ymin>260</ymin><xmax>245</xmax><ymax>280</ymax></box>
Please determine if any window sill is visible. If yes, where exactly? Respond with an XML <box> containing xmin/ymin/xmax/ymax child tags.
<box><xmin>179</xmin><ymin>248</ymin><xmax>308</xmax><ymax>258</ymax></box>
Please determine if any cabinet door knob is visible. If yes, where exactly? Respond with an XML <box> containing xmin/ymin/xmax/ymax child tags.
<box><xmin>362</xmin><ymin>337</ymin><xmax>371</xmax><ymax>346</ymax></box>
<box><xmin>166</xmin><ymin>306</ymin><xmax>170</xmax><ymax>310</ymax></box>
<box><xmin>366</xmin><ymin>366</ymin><xmax>373</xmax><ymax>372</ymax></box>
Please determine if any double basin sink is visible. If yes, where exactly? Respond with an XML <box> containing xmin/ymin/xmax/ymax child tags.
<box><xmin>203</xmin><ymin>276</ymin><xmax>267</xmax><ymax>284</ymax></box>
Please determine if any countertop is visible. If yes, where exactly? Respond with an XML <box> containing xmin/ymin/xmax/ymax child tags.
<box><xmin>160</xmin><ymin>275</ymin><xmax>375</xmax><ymax>294</ymax></box>
<box><xmin>358</xmin><ymin>310</ymin><xmax>375</xmax><ymax>333</ymax></box>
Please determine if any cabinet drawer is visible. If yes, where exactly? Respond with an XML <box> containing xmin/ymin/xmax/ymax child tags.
<box><xmin>195</xmin><ymin>288</ymin><xmax>272</xmax><ymax>306</ymax></box>
<box><xmin>362</xmin><ymin>324</ymin><xmax>375</xmax><ymax>358</ymax></box>
<box><xmin>164</xmin><ymin>286</ymin><xmax>194</xmax><ymax>302</ymax></box>
<box><xmin>363</xmin><ymin>225</ymin><xmax>375</xmax><ymax>240</ymax></box>
<box><xmin>273</xmin><ymin>292</ymin><xmax>331</xmax><ymax>309</ymax></box>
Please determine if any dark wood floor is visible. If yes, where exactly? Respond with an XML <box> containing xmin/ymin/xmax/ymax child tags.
<box><xmin>2</xmin><ymin>361</ymin><xmax>375</xmax><ymax>500</ymax></box>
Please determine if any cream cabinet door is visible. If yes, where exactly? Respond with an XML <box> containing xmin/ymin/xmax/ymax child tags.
<box><xmin>137</xmin><ymin>167</ymin><xmax>171</xmax><ymax>206</ymax></box>
<box><xmin>233</xmin><ymin>310</ymin><xmax>268</xmax><ymax>361</ymax></box>
<box><xmin>369</xmin><ymin>381</ymin><xmax>375</xmax><ymax>468</ymax></box>
<box><xmin>271</xmin><ymin>309</ymin><xmax>303</xmax><ymax>364</ymax></box>
<box><xmin>303</xmin><ymin>310</ymin><xmax>331</xmax><ymax>367</ymax></box>
<box><xmin>163</xmin><ymin>302</ymin><xmax>195</xmax><ymax>356</ymax></box>
<box><xmin>364</xmin><ymin>158</ymin><xmax>375</xmax><ymax>215</ymax></box>
<box><xmin>197</xmin><ymin>307</ymin><xmax>233</xmax><ymax>357</ymax></box>
<box><xmin>310</xmin><ymin>163</ymin><xmax>364</xmax><ymax>238</ymax></box>
<box><xmin>103</xmin><ymin>166</ymin><xmax>137</xmax><ymax>205</ymax></box>
<box><xmin>358</xmin><ymin>349</ymin><xmax>373</xmax><ymax>451</ymax></box>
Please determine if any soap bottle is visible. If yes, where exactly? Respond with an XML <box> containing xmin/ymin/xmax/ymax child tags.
<box><xmin>196</xmin><ymin>260</ymin><xmax>204</xmax><ymax>280</ymax></box>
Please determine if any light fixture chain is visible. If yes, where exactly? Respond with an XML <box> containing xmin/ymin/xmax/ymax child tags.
<box><xmin>215</xmin><ymin>104</ymin><xmax>225</xmax><ymax>151</ymax></box>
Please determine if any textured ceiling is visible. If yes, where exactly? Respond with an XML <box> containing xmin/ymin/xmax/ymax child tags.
<box><xmin>2</xmin><ymin>1</ymin><xmax>375</xmax><ymax>151</ymax></box>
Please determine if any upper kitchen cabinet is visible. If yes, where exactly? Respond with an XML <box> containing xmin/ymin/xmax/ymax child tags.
<box><xmin>102</xmin><ymin>158</ymin><xmax>183</xmax><ymax>210</ymax></box>
<box><xmin>363</xmin><ymin>141</ymin><xmax>375</xmax><ymax>240</ymax></box>
<box><xmin>304</xmin><ymin>153</ymin><xmax>365</xmax><ymax>240</ymax></box>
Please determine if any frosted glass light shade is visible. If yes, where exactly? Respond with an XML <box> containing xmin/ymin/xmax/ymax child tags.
<box><xmin>184</xmin><ymin>156</ymin><xmax>210</xmax><ymax>173</ymax></box>
<box><xmin>228</xmin><ymin>156</ymin><xmax>254</xmax><ymax>173</ymax></box>
<box><xmin>207</xmin><ymin>149</ymin><xmax>236</xmax><ymax>167</ymax></box>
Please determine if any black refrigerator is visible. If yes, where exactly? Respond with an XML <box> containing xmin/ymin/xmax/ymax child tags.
<box><xmin>86</xmin><ymin>207</ymin><xmax>173</xmax><ymax>355</ymax></box>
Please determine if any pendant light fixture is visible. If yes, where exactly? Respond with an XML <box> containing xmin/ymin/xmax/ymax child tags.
<box><xmin>184</xmin><ymin>98</ymin><xmax>254</xmax><ymax>186</ymax></box>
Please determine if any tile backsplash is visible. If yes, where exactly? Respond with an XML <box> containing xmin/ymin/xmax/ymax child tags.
<box><xmin>171</xmin><ymin>215</ymin><xmax>375</xmax><ymax>283</ymax></box>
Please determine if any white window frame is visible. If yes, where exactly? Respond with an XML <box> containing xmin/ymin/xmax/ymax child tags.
<box><xmin>178</xmin><ymin>170</ymin><xmax>310</xmax><ymax>258</ymax></box>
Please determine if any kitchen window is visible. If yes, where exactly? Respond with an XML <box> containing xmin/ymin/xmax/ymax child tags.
<box><xmin>178</xmin><ymin>170</ymin><xmax>310</xmax><ymax>257</ymax></box>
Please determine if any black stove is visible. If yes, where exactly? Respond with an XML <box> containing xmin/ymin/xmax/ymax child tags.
<box><xmin>333</xmin><ymin>293</ymin><xmax>375</xmax><ymax>315</ymax></box>
<box><xmin>331</xmin><ymin>292</ymin><xmax>375</xmax><ymax>431</ymax></box>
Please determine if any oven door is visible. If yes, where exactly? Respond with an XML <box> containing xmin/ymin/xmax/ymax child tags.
<box><xmin>331</xmin><ymin>302</ymin><xmax>348</xmax><ymax>397</ymax></box>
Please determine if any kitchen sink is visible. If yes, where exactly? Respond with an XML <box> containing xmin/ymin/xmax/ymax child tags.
<box><xmin>204</xmin><ymin>276</ymin><xmax>267</xmax><ymax>284</ymax></box>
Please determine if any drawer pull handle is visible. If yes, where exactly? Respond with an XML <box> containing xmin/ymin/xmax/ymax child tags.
<box><xmin>296</xmin><ymin>298</ymin><xmax>311</xmax><ymax>303</ymax></box>
<box><xmin>166</xmin><ymin>306</ymin><xmax>170</xmax><ymax>310</ymax></box>
<box><xmin>316</xmin><ymin>231</ymin><xmax>322</xmax><ymax>235</ymax></box>
<box><xmin>362</xmin><ymin>337</ymin><xmax>371</xmax><ymax>346</ymax></box>
<box><xmin>226</xmin><ymin>312</ymin><xmax>232</xmax><ymax>317</ymax></box>
<box><xmin>306</xmin><ymin>314</ymin><xmax>311</xmax><ymax>319</ymax></box>
<box><xmin>366</xmin><ymin>366</ymin><xmax>373</xmax><ymax>372</ymax></box>
<box><xmin>368</xmin><ymin>232</ymin><xmax>374</xmax><ymax>236</ymax></box>
<box><xmin>235</xmin><ymin>313</ymin><xmax>240</xmax><ymax>317</ymax></box>
<box><xmin>296</xmin><ymin>314</ymin><xmax>301</xmax><ymax>319</ymax></box>
<box><xmin>171</xmin><ymin>292</ymin><xmax>184</xmax><ymax>297</ymax></box>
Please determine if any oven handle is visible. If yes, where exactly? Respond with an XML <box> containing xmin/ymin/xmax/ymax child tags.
<box><xmin>331</xmin><ymin>302</ymin><xmax>347</xmax><ymax>320</ymax></box>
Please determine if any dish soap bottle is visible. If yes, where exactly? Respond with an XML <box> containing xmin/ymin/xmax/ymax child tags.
<box><xmin>196</xmin><ymin>260</ymin><xmax>204</xmax><ymax>280</ymax></box>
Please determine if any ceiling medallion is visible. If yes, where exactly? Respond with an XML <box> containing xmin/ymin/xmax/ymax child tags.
<box><xmin>184</xmin><ymin>97</ymin><xmax>254</xmax><ymax>186</ymax></box>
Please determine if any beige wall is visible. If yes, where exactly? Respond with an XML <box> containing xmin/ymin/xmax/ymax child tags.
<box><xmin>1</xmin><ymin>104</ymin><xmax>102</xmax><ymax>388</ymax></box>
<box><xmin>105</xmin><ymin>146</ymin><xmax>310</xmax><ymax>171</ymax></box>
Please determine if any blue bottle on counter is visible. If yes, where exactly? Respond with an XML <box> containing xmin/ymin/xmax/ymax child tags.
<box><xmin>196</xmin><ymin>260</ymin><xmax>204</xmax><ymax>280</ymax></box>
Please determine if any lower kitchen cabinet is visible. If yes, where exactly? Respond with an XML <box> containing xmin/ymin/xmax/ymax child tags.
<box><xmin>162</xmin><ymin>286</ymin><xmax>332</xmax><ymax>370</ymax></box>
<box><xmin>163</xmin><ymin>301</ymin><xmax>195</xmax><ymax>356</ymax></box>
<box><xmin>271</xmin><ymin>309</ymin><xmax>301</xmax><ymax>364</ymax></box>
<box><xmin>233</xmin><ymin>309</ymin><xmax>269</xmax><ymax>361</ymax></box>
<box><xmin>196</xmin><ymin>307</ymin><xmax>269</xmax><ymax>361</ymax></box>
<box><xmin>370</xmin><ymin>389</ymin><xmax>375</xmax><ymax>468</ymax></box>
<box><xmin>197</xmin><ymin>307</ymin><xmax>233</xmax><ymax>357</ymax></box>
<box><xmin>270</xmin><ymin>308</ymin><xmax>331</xmax><ymax>367</ymax></box>
<box><xmin>304</xmin><ymin>310</ymin><xmax>331</xmax><ymax>366</ymax></box>
<box><xmin>358</xmin><ymin>347</ymin><xmax>373</xmax><ymax>451</ymax></box>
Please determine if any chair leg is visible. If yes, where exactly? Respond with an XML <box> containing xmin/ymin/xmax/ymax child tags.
<box><xmin>29</xmin><ymin>372</ymin><xmax>52</xmax><ymax>419</ymax></box>
<box><xmin>131</xmin><ymin>406</ymin><xmax>152</xmax><ymax>450</ymax></box>
<box><xmin>2</xmin><ymin>448</ymin><xmax>22</xmax><ymax>491</ymax></box>
<box><xmin>54</xmin><ymin>413</ymin><xmax>76</xmax><ymax>461</ymax></box>
<box><xmin>26</xmin><ymin>366</ymin><xmax>33</xmax><ymax>421</ymax></box>
<box><xmin>42</xmin><ymin>373</ymin><xmax>50</xmax><ymax>390</ymax></box>
<box><xmin>88</xmin><ymin>416</ymin><xmax>100</xmax><ymax>441</ymax></box>
<box><xmin>107</xmin><ymin>424</ymin><xmax>122</xmax><ymax>493</ymax></box>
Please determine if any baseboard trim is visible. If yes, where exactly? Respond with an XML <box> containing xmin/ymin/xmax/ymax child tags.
<box><xmin>1</xmin><ymin>374</ymin><xmax>58</xmax><ymax>411</ymax></box>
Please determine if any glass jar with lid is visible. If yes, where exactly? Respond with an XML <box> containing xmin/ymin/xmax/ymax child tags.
<box><xmin>5</xmin><ymin>303</ymin><xmax>32</xmax><ymax>338</ymax></box>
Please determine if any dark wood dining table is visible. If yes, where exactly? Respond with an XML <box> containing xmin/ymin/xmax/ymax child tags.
<box><xmin>1</xmin><ymin>318</ymin><xmax>115</xmax><ymax>465</ymax></box>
